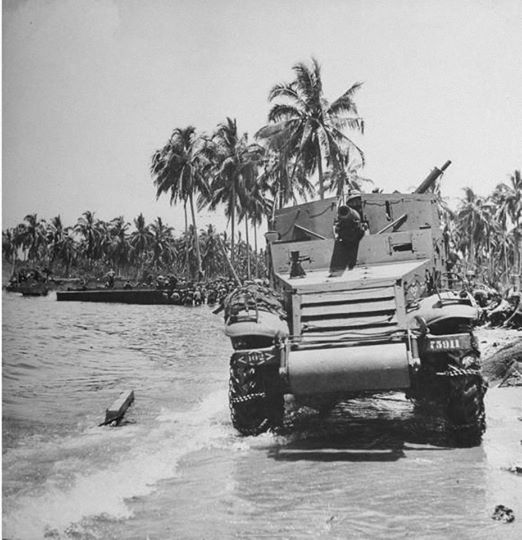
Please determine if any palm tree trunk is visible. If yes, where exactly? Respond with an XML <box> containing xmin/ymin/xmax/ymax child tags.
<box><xmin>516</xmin><ymin>216</ymin><xmax>522</xmax><ymax>283</ymax></box>
<box><xmin>254</xmin><ymin>220</ymin><xmax>258</xmax><ymax>278</ymax></box>
<box><xmin>245</xmin><ymin>218</ymin><xmax>251</xmax><ymax>280</ymax></box>
<box><xmin>230</xmin><ymin>186</ymin><xmax>235</xmax><ymax>269</ymax></box>
<box><xmin>10</xmin><ymin>254</ymin><xmax>17</xmax><ymax>279</ymax></box>
<box><xmin>504</xmin><ymin>245</ymin><xmax>509</xmax><ymax>289</ymax></box>
<box><xmin>317</xmin><ymin>140</ymin><xmax>324</xmax><ymax>199</ymax></box>
<box><xmin>517</xmin><ymin>232</ymin><xmax>522</xmax><ymax>289</ymax></box>
<box><xmin>268</xmin><ymin>187</ymin><xmax>280</xmax><ymax>231</ymax></box>
<box><xmin>217</xmin><ymin>235</ymin><xmax>241</xmax><ymax>285</ymax></box>
<box><xmin>189</xmin><ymin>193</ymin><xmax>203</xmax><ymax>279</ymax></box>
<box><xmin>183</xmin><ymin>199</ymin><xmax>189</xmax><ymax>277</ymax></box>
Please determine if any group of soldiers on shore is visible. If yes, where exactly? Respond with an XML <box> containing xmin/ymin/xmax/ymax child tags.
<box><xmin>472</xmin><ymin>287</ymin><xmax>522</xmax><ymax>328</ymax></box>
<box><xmin>119</xmin><ymin>270</ymin><xmax>522</xmax><ymax>325</ymax></box>
<box><xmin>456</xmin><ymin>270</ymin><xmax>521</xmax><ymax>328</ymax></box>
<box><xmin>155</xmin><ymin>275</ymin><xmax>239</xmax><ymax>306</ymax></box>
<box><xmin>104</xmin><ymin>271</ymin><xmax>240</xmax><ymax>307</ymax></box>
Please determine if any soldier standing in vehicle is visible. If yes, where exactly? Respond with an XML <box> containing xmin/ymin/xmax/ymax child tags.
<box><xmin>333</xmin><ymin>192</ymin><xmax>366</xmax><ymax>270</ymax></box>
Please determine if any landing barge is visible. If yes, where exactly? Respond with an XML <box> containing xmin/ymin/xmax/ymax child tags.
<box><xmin>56</xmin><ymin>288</ymin><xmax>178</xmax><ymax>304</ymax></box>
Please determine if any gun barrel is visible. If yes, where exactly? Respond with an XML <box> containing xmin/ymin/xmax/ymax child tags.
<box><xmin>440</xmin><ymin>160</ymin><xmax>452</xmax><ymax>172</ymax></box>
<box><xmin>414</xmin><ymin>160</ymin><xmax>452</xmax><ymax>193</ymax></box>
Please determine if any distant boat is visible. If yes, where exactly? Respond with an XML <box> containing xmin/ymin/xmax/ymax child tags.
<box><xmin>19</xmin><ymin>283</ymin><xmax>49</xmax><ymax>297</ymax></box>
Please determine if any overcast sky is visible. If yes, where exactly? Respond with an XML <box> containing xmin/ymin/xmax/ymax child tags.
<box><xmin>3</xmin><ymin>0</ymin><xmax>521</xmax><ymax>235</ymax></box>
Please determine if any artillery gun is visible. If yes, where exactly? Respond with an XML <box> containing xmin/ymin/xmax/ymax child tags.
<box><xmin>224</xmin><ymin>161</ymin><xmax>486</xmax><ymax>443</ymax></box>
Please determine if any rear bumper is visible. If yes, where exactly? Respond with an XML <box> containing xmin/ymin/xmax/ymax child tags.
<box><xmin>285</xmin><ymin>342</ymin><xmax>411</xmax><ymax>395</ymax></box>
<box><xmin>228</xmin><ymin>330</ymin><xmax>477</xmax><ymax>396</ymax></box>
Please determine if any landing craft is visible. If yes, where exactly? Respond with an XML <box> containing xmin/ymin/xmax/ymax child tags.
<box><xmin>224</xmin><ymin>161</ymin><xmax>487</xmax><ymax>444</ymax></box>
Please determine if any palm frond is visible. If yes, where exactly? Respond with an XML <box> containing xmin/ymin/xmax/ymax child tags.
<box><xmin>292</xmin><ymin>58</ymin><xmax>321</xmax><ymax>106</ymax></box>
<box><xmin>332</xmin><ymin>128</ymin><xmax>365</xmax><ymax>166</ymax></box>
<box><xmin>268</xmin><ymin>82</ymin><xmax>300</xmax><ymax>102</ymax></box>
<box><xmin>327</xmin><ymin>82</ymin><xmax>364</xmax><ymax>116</ymax></box>
<box><xmin>267</xmin><ymin>103</ymin><xmax>302</xmax><ymax>123</ymax></box>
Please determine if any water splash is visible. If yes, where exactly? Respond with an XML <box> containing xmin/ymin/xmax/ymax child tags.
<box><xmin>3</xmin><ymin>389</ymin><xmax>230</xmax><ymax>539</ymax></box>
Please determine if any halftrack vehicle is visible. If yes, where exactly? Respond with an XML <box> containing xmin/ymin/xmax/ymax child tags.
<box><xmin>224</xmin><ymin>162</ymin><xmax>487</xmax><ymax>442</ymax></box>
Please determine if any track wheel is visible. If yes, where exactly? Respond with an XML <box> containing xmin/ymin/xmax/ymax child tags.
<box><xmin>228</xmin><ymin>362</ymin><xmax>284</xmax><ymax>436</ymax></box>
<box><xmin>446</xmin><ymin>375</ymin><xmax>487</xmax><ymax>445</ymax></box>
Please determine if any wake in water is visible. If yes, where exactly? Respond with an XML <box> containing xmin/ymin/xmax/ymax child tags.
<box><xmin>3</xmin><ymin>389</ymin><xmax>233</xmax><ymax>539</ymax></box>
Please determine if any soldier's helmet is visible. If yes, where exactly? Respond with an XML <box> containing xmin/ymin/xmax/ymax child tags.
<box><xmin>346</xmin><ymin>190</ymin><xmax>362</xmax><ymax>203</ymax></box>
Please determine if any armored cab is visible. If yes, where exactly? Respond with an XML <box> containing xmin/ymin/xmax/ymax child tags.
<box><xmin>225</xmin><ymin>162</ymin><xmax>486</xmax><ymax>442</ymax></box>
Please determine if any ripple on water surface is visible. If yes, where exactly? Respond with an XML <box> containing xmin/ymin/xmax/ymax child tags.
<box><xmin>3</xmin><ymin>292</ymin><xmax>233</xmax><ymax>537</ymax></box>
<box><xmin>2</xmin><ymin>292</ymin><xmax>522</xmax><ymax>539</ymax></box>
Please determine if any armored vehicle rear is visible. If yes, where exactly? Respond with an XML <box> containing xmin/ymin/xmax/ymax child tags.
<box><xmin>225</xmin><ymin>162</ymin><xmax>486</xmax><ymax>443</ymax></box>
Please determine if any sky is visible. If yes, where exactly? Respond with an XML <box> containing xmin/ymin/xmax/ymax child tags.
<box><xmin>2</xmin><ymin>0</ymin><xmax>522</xmax><ymax>236</ymax></box>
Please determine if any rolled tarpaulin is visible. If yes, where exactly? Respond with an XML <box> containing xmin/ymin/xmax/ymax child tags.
<box><xmin>287</xmin><ymin>342</ymin><xmax>410</xmax><ymax>395</ymax></box>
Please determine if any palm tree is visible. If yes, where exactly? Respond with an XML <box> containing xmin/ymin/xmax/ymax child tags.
<box><xmin>455</xmin><ymin>188</ymin><xmax>490</xmax><ymax>272</ymax></box>
<box><xmin>46</xmin><ymin>215</ymin><xmax>67</xmax><ymax>272</ymax></box>
<box><xmin>151</xmin><ymin>126</ymin><xmax>210</xmax><ymax>279</ymax></box>
<box><xmin>2</xmin><ymin>228</ymin><xmax>18</xmax><ymax>276</ymax></box>
<box><xmin>129</xmin><ymin>213</ymin><xmax>153</xmax><ymax>274</ymax></box>
<box><xmin>498</xmin><ymin>170</ymin><xmax>522</xmax><ymax>276</ymax></box>
<box><xmin>149</xmin><ymin>217</ymin><xmax>175</xmax><ymax>270</ymax></box>
<box><xmin>235</xmin><ymin>162</ymin><xmax>259</xmax><ymax>280</ymax></box>
<box><xmin>240</xmin><ymin>167</ymin><xmax>272</xmax><ymax>279</ymax></box>
<box><xmin>324</xmin><ymin>159</ymin><xmax>373</xmax><ymax>198</ymax></box>
<box><xmin>207</xmin><ymin>118</ymin><xmax>264</xmax><ymax>268</ymax></box>
<box><xmin>75</xmin><ymin>211</ymin><xmax>104</xmax><ymax>267</ymax></box>
<box><xmin>19</xmin><ymin>213</ymin><xmax>47</xmax><ymax>262</ymax></box>
<box><xmin>200</xmin><ymin>224</ymin><xmax>225</xmax><ymax>278</ymax></box>
<box><xmin>55</xmin><ymin>230</ymin><xmax>77</xmax><ymax>276</ymax></box>
<box><xmin>106</xmin><ymin>216</ymin><xmax>130</xmax><ymax>274</ymax></box>
<box><xmin>258</xmin><ymin>141</ymin><xmax>315</xmax><ymax>221</ymax></box>
<box><xmin>176</xmin><ymin>226</ymin><xmax>198</xmax><ymax>277</ymax></box>
<box><xmin>257</xmin><ymin>57</ymin><xmax>364</xmax><ymax>199</ymax></box>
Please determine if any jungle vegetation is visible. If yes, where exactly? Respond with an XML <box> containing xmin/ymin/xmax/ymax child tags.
<box><xmin>3</xmin><ymin>59</ymin><xmax>521</xmax><ymax>288</ymax></box>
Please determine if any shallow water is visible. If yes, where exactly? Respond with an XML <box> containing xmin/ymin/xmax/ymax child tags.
<box><xmin>2</xmin><ymin>291</ymin><xmax>521</xmax><ymax>539</ymax></box>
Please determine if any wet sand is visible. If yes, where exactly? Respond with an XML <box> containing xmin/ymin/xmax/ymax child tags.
<box><xmin>477</xmin><ymin>327</ymin><xmax>522</xmax><ymax>385</ymax></box>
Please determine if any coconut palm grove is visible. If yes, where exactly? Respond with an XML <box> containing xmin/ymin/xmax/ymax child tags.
<box><xmin>3</xmin><ymin>59</ymin><xmax>521</xmax><ymax>290</ymax></box>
